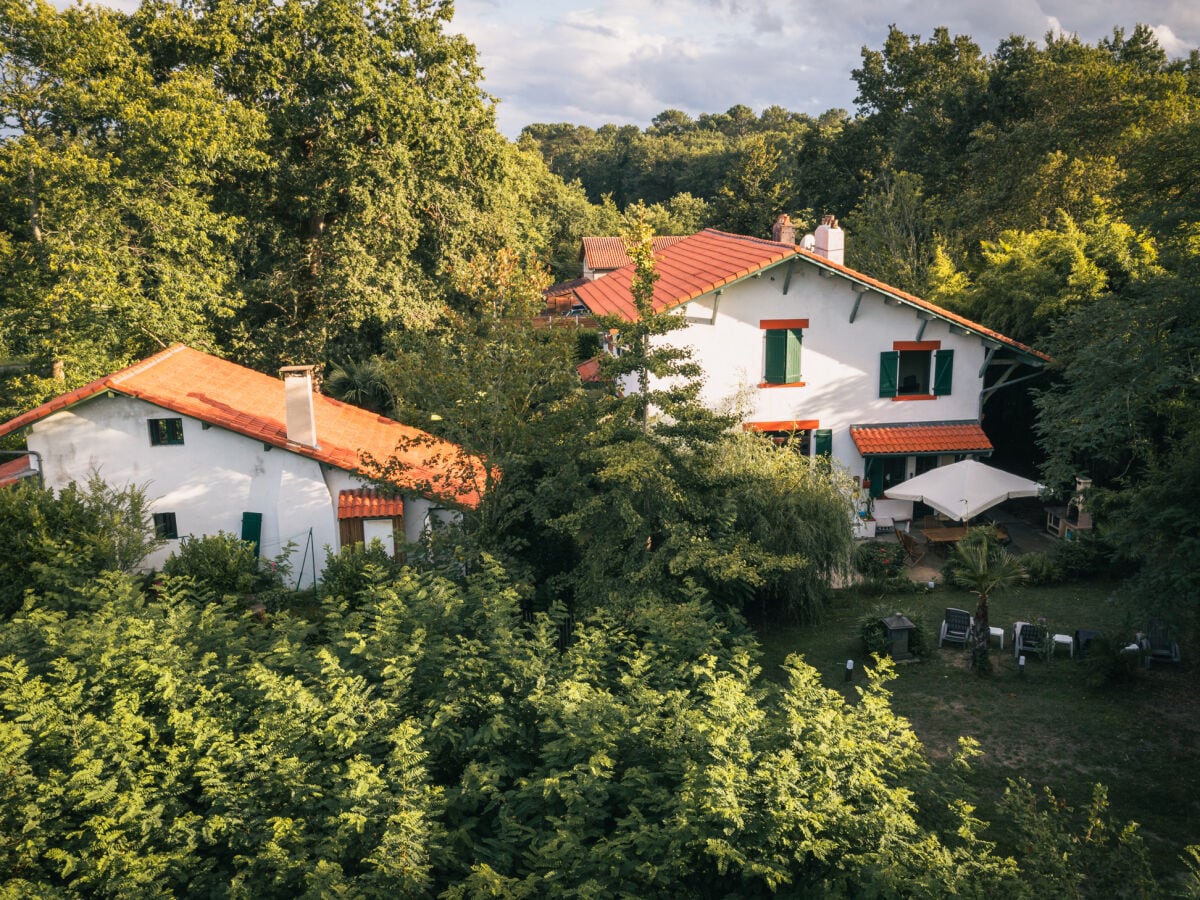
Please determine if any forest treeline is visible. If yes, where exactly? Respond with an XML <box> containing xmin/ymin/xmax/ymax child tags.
<box><xmin>2</xmin><ymin>1</ymin><xmax>1200</xmax><ymax>893</ymax></box>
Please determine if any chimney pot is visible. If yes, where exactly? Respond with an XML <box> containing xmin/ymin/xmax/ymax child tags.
<box><xmin>771</xmin><ymin>214</ymin><xmax>796</xmax><ymax>245</ymax></box>
<box><xmin>279</xmin><ymin>365</ymin><xmax>319</xmax><ymax>448</ymax></box>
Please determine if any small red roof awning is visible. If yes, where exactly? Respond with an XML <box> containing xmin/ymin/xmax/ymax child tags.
<box><xmin>744</xmin><ymin>419</ymin><xmax>820</xmax><ymax>433</ymax></box>
<box><xmin>0</xmin><ymin>454</ymin><xmax>35</xmax><ymax>487</ymax></box>
<box><xmin>338</xmin><ymin>488</ymin><xmax>405</xmax><ymax>519</ymax></box>
<box><xmin>850</xmin><ymin>422</ymin><xmax>992</xmax><ymax>456</ymax></box>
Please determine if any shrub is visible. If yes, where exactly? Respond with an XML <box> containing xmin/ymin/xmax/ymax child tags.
<box><xmin>162</xmin><ymin>532</ymin><xmax>291</xmax><ymax>597</ymax></box>
<box><xmin>0</xmin><ymin>475</ymin><xmax>161</xmax><ymax>617</ymax></box>
<box><xmin>1052</xmin><ymin>531</ymin><xmax>1119</xmax><ymax>580</ymax></box>
<box><xmin>1019</xmin><ymin>551</ymin><xmax>1060</xmax><ymax>585</ymax></box>
<box><xmin>853</xmin><ymin>540</ymin><xmax>905</xmax><ymax>579</ymax></box>
<box><xmin>321</xmin><ymin>540</ymin><xmax>403</xmax><ymax>602</ymax></box>
<box><xmin>856</xmin><ymin>575</ymin><xmax>926</xmax><ymax>595</ymax></box>
<box><xmin>1079</xmin><ymin>635</ymin><xmax>1143</xmax><ymax>689</ymax></box>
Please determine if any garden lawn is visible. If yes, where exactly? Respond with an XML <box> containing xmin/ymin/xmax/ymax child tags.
<box><xmin>754</xmin><ymin>578</ymin><xmax>1200</xmax><ymax>887</ymax></box>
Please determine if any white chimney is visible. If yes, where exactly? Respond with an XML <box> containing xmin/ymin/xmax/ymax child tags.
<box><xmin>813</xmin><ymin>215</ymin><xmax>844</xmax><ymax>265</ymax></box>
<box><xmin>279</xmin><ymin>365</ymin><xmax>318</xmax><ymax>448</ymax></box>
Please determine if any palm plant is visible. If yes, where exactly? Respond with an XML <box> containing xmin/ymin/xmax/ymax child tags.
<box><xmin>949</xmin><ymin>529</ymin><xmax>1027</xmax><ymax>670</ymax></box>
<box><xmin>324</xmin><ymin>357</ymin><xmax>394</xmax><ymax>415</ymax></box>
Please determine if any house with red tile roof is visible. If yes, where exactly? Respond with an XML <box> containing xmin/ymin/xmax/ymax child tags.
<box><xmin>580</xmin><ymin>236</ymin><xmax>686</xmax><ymax>281</ymax></box>
<box><xmin>567</xmin><ymin>216</ymin><xmax>1050</xmax><ymax>528</ymax></box>
<box><xmin>0</xmin><ymin>345</ymin><xmax>483</xmax><ymax>582</ymax></box>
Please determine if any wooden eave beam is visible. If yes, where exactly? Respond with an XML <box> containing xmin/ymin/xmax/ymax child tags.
<box><xmin>849</xmin><ymin>286</ymin><xmax>868</xmax><ymax>323</ymax></box>
<box><xmin>915</xmin><ymin>311</ymin><xmax>936</xmax><ymax>342</ymax></box>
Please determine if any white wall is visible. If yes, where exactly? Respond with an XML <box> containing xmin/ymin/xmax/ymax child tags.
<box><xmin>646</xmin><ymin>262</ymin><xmax>989</xmax><ymax>480</ymax></box>
<box><xmin>32</xmin><ymin>396</ymin><xmax>339</xmax><ymax>582</ymax></box>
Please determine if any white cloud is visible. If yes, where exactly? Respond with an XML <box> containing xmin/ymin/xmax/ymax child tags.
<box><xmin>63</xmin><ymin>0</ymin><xmax>1200</xmax><ymax>137</ymax></box>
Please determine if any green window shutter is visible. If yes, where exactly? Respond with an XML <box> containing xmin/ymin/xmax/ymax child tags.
<box><xmin>785</xmin><ymin>329</ymin><xmax>802</xmax><ymax>383</ymax></box>
<box><xmin>764</xmin><ymin>329</ymin><xmax>788</xmax><ymax>384</ymax></box>
<box><xmin>241</xmin><ymin>512</ymin><xmax>263</xmax><ymax>556</ymax></box>
<box><xmin>814</xmin><ymin>428</ymin><xmax>832</xmax><ymax>457</ymax></box>
<box><xmin>865</xmin><ymin>457</ymin><xmax>885</xmax><ymax>498</ymax></box>
<box><xmin>879</xmin><ymin>351</ymin><xmax>898</xmax><ymax>397</ymax></box>
<box><xmin>933</xmin><ymin>348</ymin><xmax>954</xmax><ymax>396</ymax></box>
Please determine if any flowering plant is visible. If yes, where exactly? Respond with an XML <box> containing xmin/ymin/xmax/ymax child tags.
<box><xmin>853</xmin><ymin>540</ymin><xmax>905</xmax><ymax>578</ymax></box>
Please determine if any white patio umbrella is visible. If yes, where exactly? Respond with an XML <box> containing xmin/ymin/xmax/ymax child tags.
<box><xmin>882</xmin><ymin>459</ymin><xmax>1044</xmax><ymax>522</ymax></box>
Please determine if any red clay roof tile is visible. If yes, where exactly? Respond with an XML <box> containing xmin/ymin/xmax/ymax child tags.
<box><xmin>581</xmin><ymin>236</ymin><xmax>686</xmax><ymax>272</ymax></box>
<box><xmin>571</xmin><ymin>229</ymin><xmax>1049</xmax><ymax>363</ymax></box>
<box><xmin>0</xmin><ymin>345</ymin><xmax>482</xmax><ymax>508</ymax></box>
<box><xmin>338</xmin><ymin>488</ymin><xmax>407</xmax><ymax>519</ymax></box>
<box><xmin>850</xmin><ymin>422</ymin><xmax>993</xmax><ymax>456</ymax></box>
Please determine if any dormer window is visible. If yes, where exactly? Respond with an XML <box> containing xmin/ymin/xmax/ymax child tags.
<box><xmin>148</xmin><ymin>418</ymin><xmax>185</xmax><ymax>445</ymax></box>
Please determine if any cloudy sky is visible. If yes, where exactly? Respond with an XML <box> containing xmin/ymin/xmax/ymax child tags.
<box><xmin>450</xmin><ymin>0</ymin><xmax>1200</xmax><ymax>137</ymax></box>
<box><xmin>83</xmin><ymin>0</ymin><xmax>1200</xmax><ymax>138</ymax></box>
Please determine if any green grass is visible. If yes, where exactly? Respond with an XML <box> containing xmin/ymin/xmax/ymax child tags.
<box><xmin>754</xmin><ymin>578</ymin><xmax>1200</xmax><ymax>887</ymax></box>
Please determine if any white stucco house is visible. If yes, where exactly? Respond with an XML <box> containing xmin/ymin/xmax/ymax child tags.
<box><xmin>566</xmin><ymin>216</ymin><xmax>1050</xmax><ymax>529</ymax></box>
<box><xmin>0</xmin><ymin>345</ymin><xmax>482</xmax><ymax>585</ymax></box>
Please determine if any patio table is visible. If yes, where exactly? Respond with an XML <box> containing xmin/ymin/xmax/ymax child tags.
<box><xmin>920</xmin><ymin>526</ymin><xmax>969</xmax><ymax>545</ymax></box>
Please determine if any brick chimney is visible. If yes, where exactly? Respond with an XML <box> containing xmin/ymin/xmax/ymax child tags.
<box><xmin>771</xmin><ymin>214</ymin><xmax>796</xmax><ymax>245</ymax></box>
<box><xmin>279</xmin><ymin>365</ymin><xmax>319</xmax><ymax>448</ymax></box>
<box><xmin>813</xmin><ymin>215</ymin><xmax>844</xmax><ymax>265</ymax></box>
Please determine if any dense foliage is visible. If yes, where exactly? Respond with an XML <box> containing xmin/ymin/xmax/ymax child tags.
<box><xmin>0</xmin><ymin>559</ymin><xmax>1162</xmax><ymax>896</ymax></box>
<box><xmin>0</xmin><ymin>475</ymin><xmax>159</xmax><ymax>617</ymax></box>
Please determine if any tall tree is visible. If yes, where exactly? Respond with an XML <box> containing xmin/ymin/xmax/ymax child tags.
<box><xmin>0</xmin><ymin>0</ymin><xmax>261</xmax><ymax>406</ymax></box>
<box><xmin>132</xmin><ymin>0</ymin><xmax>513</xmax><ymax>367</ymax></box>
<box><xmin>711</xmin><ymin>133</ymin><xmax>793</xmax><ymax>236</ymax></box>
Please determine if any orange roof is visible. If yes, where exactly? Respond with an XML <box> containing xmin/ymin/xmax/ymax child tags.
<box><xmin>571</xmin><ymin>229</ymin><xmax>1049</xmax><ymax>363</ymax></box>
<box><xmin>0</xmin><ymin>345</ymin><xmax>482</xmax><ymax>508</ymax></box>
<box><xmin>338</xmin><ymin>488</ymin><xmax>406</xmax><ymax>519</ymax></box>
<box><xmin>544</xmin><ymin>276</ymin><xmax>590</xmax><ymax>299</ymax></box>
<box><xmin>576</xmin><ymin>357</ymin><xmax>603</xmax><ymax>383</ymax></box>
<box><xmin>850</xmin><ymin>422</ymin><xmax>993</xmax><ymax>456</ymax></box>
<box><xmin>581</xmin><ymin>236</ymin><xmax>686</xmax><ymax>272</ymax></box>
<box><xmin>0</xmin><ymin>454</ymin><xmax>35</xmax><ymax>487</ymax></box>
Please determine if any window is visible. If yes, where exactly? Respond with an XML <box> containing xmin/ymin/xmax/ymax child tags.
<box><xmin>148</xmin><ymin>417</ymin><xmax>185</xmax><ymax>445</ymax></box>
<box><xmin>879</xmin><ymin>344</ymin><xmax>953</xmax><ymax>398</ymax></box>
<box><xmin>760</xmin><ymin>318</ymin><xmax>807</xmax><ymax>386</ymax></box>
<box><xmin>744</xmin><ymin>420</ymin><xmax>822</xmax><ymax>453</ymax></box>
<box><xmin>152</xmin><ymin>512</ymin><xmax>179</xmax><ymax>539</ymax></box>
<box><xmin>864</xmin><ymin>457</ymin><xmax>910</xmax><ymax>499</ymax></box>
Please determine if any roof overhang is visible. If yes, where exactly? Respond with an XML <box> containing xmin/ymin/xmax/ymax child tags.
<box><xmin>850</xmin><ymin>421</ymin><xmax>993</xmax><ymax>457</ymax></box>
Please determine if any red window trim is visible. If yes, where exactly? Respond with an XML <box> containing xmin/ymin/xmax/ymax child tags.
<box><xmin>892</xmin><ymin>340</ymin><xmax>940</xmax><ymax>351</ymax></box>
<box><xmin>891</xmin><ymin>394</ymin><xmax>937</xmax><ymax>402</ymax></box>
<box><xmin>744</xmin><ymin>419</ymin><xmax>820</xmax><ymax>432</ymax></box>
<box><xmin>757</xmin><ymin>381</ymin><xmax>806</xmax><ymax>389</ymax></box>
<box><xmin>760</xmin><ymin>318</ymin><xmax>809</xmax><ymax>330</ymax></box>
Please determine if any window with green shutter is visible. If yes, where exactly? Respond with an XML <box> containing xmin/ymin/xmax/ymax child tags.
<box><xmin>864</xmin><ymin>457</ymin><xmax>885</xmax><ymax>498</ymax></box>
<box><xmin>933</xmin><ymin>348</ymin><xmax>954</xmax><ymax>395</ymax></box>
<box><xmin>814</xmin><ymin>428</ymin><xmax>832</xmax><ymax>457</ymax></box>
<box><xmin>878</xmin><ymin>351</ymin><xmax>899</xmax><ymax>397</ymax></box>
<box><xmin>879</xmin><ymin>343</ymin><xmax>953</xmax><ymax>398</ymax></box>
<box><xmin>241</xmin><ymin>512</ymin><xmax>263</xmax><ymax>556</ymax></box>
<box><xmin>763</xmin><ymin>327</ymin><xmax>803</xmax><ymax>384</ymax></box>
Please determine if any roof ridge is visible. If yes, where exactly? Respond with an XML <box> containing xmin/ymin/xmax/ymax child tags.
<box><xmin>701</xmin><ymin>228</ymin><xmax>795</xmax><ymax>250</ymax></box>
<box><xmin>851</xmin><ymin>419</ymin><xmax>982</xmax><ymax>429</ymax></box>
